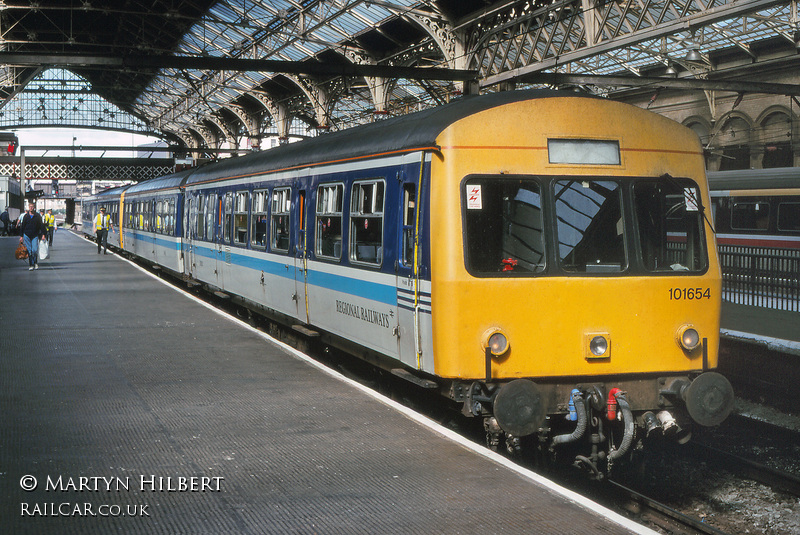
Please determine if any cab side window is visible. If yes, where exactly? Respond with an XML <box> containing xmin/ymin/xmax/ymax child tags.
<box><xmin>401</xmin><ymin>184</ymin><xmax>416</xmax><ymax>268</ymax></box>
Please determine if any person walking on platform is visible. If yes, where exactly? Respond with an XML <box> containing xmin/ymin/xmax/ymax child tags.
<box><xmin>0</xmin><ymin>207</ymin><xmax>9</xmax><ymax>236</ymax></box>
<box><xmin>94</xmin><ymin>207</ymin><xmax>113</xmax><ymax>254</ymax></box>
<box><xmin>44</xmin><ymin>208</ymin><xmax>56</xmax><ymax>246</ymax></box>
<box><xmin>19</xmin><ymin>202</ymin><xmax>45</xmax><ymax>270</ymax></box>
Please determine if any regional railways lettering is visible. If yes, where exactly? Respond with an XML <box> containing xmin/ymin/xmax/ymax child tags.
<box><xmin>335</xmin><ymin>300</ymin><xmax>391</xmax><ymax>328</ymax></box>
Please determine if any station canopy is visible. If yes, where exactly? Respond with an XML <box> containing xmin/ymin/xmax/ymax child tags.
<box><xmin>0</xmin><ymin>1</ymin><xmax>796</xmax><ymax>149</ymax></box>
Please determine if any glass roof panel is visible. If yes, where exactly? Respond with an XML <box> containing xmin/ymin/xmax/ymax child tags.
<box><xmin>571</xmin><ymin>5</ymin><xmax>795</xmax><ymax>76</ymax></box>
<box><xmin>132</xmin><ymin>2</ymin><xmax>795</xmax><ymax>142</ymax></box>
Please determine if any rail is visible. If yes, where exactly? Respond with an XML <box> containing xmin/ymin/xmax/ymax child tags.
<box><xmin>606</xmin><ymin>479</ymin><xmax>731</xmax><ymax>535</ymax></box>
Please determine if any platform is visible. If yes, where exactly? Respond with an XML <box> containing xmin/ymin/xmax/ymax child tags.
<box><xmin>721</xmin><ymin>301</ymin><xmax>800</xmax><ymax>356</ymax></box>
<box><xmin>0</xmin><ymin>232</ymin><xmax>649</xmax><ymax>535</ymax></box>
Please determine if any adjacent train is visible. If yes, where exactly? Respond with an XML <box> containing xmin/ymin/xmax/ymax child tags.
<box><xmin>708</xmin><ymin>167</ymin><xmax>800</xmax><ymax>310</ymax></box>
<box><xmin>82</xmin><ymin>90</ymin><xmax>734</xmax><ymax>474</ymax></box>
<box><xmin>709</xmin><ymin>167</ymin><xmax>800</xmax><ymax>251</ymax></box>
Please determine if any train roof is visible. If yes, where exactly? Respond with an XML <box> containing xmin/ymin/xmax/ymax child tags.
<box><xmin>184</xmin><ymin>89</ymin><xmax>584</xmax><ymax>186</ymax></box>
<box><xmin>707</xmin><ymin>167</ymin><xmax>800</xmax><ymax>191</ymax></box>
<box><xmin>90</xmin><ymin>185</ymin><xmax>127</xmax><ymax>200</ymax></box>
<box><xmin>124</xmin><ymin>168</ymin><xmax>195</xmax><ymax>195</ymax></box>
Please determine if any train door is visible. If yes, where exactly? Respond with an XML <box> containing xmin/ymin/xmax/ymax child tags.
<box><xmin>129</xmin><ymin>200</ymin><xmax>138</xmax><ymax>252</ymax></box>
<box><xmin>216</xmin><ymin>192</ymin><xmax>232</xmax><ymax>289</ymax></box>
<box><xmin>396</xmin><ymin>178</ymin><xmax>421</xmax><ymax>368</ymax></box>
<box><xmin>213</xmin><ymin>193</ymin><xmax>223</xmax><ymax>286</ymax></box>
<box><xmin>184</xmin><ymin>196</ymin><xmax>195</xmax><ymax>276</ymax></box>
<box><xmin>270</xmin><ymin>187</ymin><xmax>296</xmax><ymax>318</ymax></box>
<box><xmin>294</xmin><ymin>188</ymin><xmax>310</xmax><ymax>323</ymax></box>
<box><xmin>199</xmin><ymin>192</ymin><xmax>215</xmax><ymax>282</ymax></box>
<box><xmin>118</xmin><ymin>195</ymin><xmax>126</xmax><ymax>250</ymax></box>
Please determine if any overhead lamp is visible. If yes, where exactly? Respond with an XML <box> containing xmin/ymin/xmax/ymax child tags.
<box><xmin>685</xmin><ymin>47</ymin><xmax>703</xmax><ymax>62</ymax></box>
<box><xmin>664</xmin><ymin>64</ymin><xmax>678</xmax><ymax>76</ymax></box>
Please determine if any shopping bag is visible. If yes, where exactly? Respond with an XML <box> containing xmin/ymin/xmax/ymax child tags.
<box><xmin>15</xmin><ymin>243</ymin><xmax>28</xmax><ymax>260</ymax></box>
<box><xmin>39</xmin><ymin>239</ymin><xmax>49</xmax><ymax>260</ymax></box>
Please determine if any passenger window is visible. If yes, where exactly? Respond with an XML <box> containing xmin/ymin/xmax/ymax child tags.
<box><xmin>195</xmin><ymin>196</ymin><xmax>204</xmax><ymax>240</ymax></box>
<box><xmin>463</xmin><ymin>178</ymin><xmax>545</xmax><ymax>275</ymax></box>
<box><xmin>163</xmin><ymin>200</ymin><xmax>169</xmax><ymax>234</ymax></box>
<box><xmin>155</xmin><ymin>200</ymin><xmax>164</xmax><ymax>234</ymax></box>
<box><xmin>222</xmin><ymin>193</ymin><xmax>233</xmax><ymax>243</ymax></box>
<box><xmin>162</xmin><ymin>200</ymin><xmax>168</xmax><ymax>234</ymax></box>
<box><xmin>555</xmin><ymin>180</ymin><xmax>625</xmax><ymax>273</ymax></box>
<box><xmin>316</xmin><ymin>184</ymin><xmax>343</xmax><ymax>260</ymax></box>
<box><xmin>350</xmin><ymin>180</ymin><xmax>384</xmax><ymax>265</ymax></box>
<box><xmin>205</xmin><ymin>194</ymin><xmax>214</xmax><ymax>240</ymax></box>
<box><xmin>778</xmin><ymin>202</ymin><xmax>800</xmax><ymax>232</ymax></box>
<box><xmin>188</xmin><ymin>198</ymin><xmax>196</xmax><ymax>239</ymax></box>
<box><xmin>251</xmin><ymin>190</ymin><xmax>268</xmax><ymax>248</ymax></box>
<box><xmin>402</xmin><ymin>184</ymin><xmax>416</xmax><ymax>268</ymax></box>
<box><xmin>233</xmin><ymin>191</ymin><xmax>249</xmax><ymax>245</ymax></box>
<box><xmin>167</xmin><ymin>199</ymin><xmax>175</xmax><ymax>235</ymax></box>
<box><xmin>732</xmin><ymin>201</ymin><xmax>770</xmax><ymax>230</ymax></box>
<box><xmin>271</xmin><ymin>188</ymin><xmax>291</xmax><ymax>252</ymax></box>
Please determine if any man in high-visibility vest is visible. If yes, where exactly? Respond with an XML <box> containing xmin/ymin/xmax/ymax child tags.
<box><xmin>44</xmin><ymin>208</ymin><xmax>56</xmax><ymax>246</ymax></box>
<box><xmin>94</xmin><ymin>207</ymin><xmax>113</xmax><ymax>255</ymax></box>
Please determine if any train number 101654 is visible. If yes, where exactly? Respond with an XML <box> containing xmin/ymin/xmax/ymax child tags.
<box><xmin>668</xmin><ymin>287</ymin><xmax>711</xmax><ymax>300</ymax></box>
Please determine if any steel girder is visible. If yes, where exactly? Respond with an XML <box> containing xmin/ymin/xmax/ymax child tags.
<box><xmin>472</xmin><ymin>0</ymin><xmax>795</xmax><ymax>87</ymax></box>
<box><xmin>1</xmin><ymin>1</ymin><xmax>797</xmax><ymax>149</ymax></box>
<box><xmin>146</xmin><ymin>0</ymin><xmax>799</xmax><ymax>148</ymax></box>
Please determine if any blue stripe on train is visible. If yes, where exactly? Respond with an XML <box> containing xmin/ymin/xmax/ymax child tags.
<box><xmin>188</xmin><ymin>241</ymin><xmax>399</xmax><ymax>306</ymax></box>
<box><xmin>123</xmin><ymin>231</ymin><xmax>406</xmax><ymax>306</ymax></box>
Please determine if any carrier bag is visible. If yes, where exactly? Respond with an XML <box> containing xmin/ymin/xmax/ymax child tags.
<box><xmin>39</xmin><ymin>239</ymin><xmax>49</xmax><ymax>260</ymax></box>
<box><xmin>15</xmin><ymin>243</ymin><xmax>28</xmax><ymax>260</ymax></box>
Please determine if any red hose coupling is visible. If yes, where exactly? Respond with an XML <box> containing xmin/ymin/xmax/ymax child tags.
<box><xmin>607</xmin><ymin>387</ymin><xmax>621</xmax><ymax>420</ymax></box>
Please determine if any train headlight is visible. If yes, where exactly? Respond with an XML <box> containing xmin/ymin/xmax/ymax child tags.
<box><xmin>590</xmin><ymin>336</ymin><xmax>608</xmax><ymax>356</ymax></box>
<box><xmin>585</xmin><ymin>333</ymin><xmax>610</xmax><ymax>360</ymax></box>
<box><xmin>486</xmin><ymin>331</ymin><xmax>510</xmax><ymax>357</ymax></box>
<box><xmin>677</xmin><ymin>325</ymin><xmax>701</xmax><ymax>352</ymax></box>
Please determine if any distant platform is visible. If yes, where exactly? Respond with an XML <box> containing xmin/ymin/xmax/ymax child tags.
<box><xmin>721</xmin><ymin>301</ymin><xmax>800</xmax><ymax>356</ymax></box>
<box><xmin>0</xmin><ymin>232</ymin><xmax>650</xmax><ymax>535</ymax></box>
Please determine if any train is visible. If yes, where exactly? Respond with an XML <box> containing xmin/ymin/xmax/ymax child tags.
<box><xmin>708</xmin><ymin>167</ymin><xmax>800</xmax><ymax>310</ymax></box>
<box><xmin>709</xmin><ymin>167</ymin><xmax>800</xmax><ymax>251</ymax></box>
<box><xmin>82</xmin><ymin>89</ymin><xmax>734</xmax><ymax>475</ymax></box>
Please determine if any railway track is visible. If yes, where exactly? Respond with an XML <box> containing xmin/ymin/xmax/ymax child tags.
<box><xmin>687</xmin><ymin>441</ymin><xmax>800</xmax><ymax>497</ymax></box>
<box><xmin>690</xmin><ymin>413</ymin><xmax>800</xmax><ymax>497</ymax></box>
<box><xmin>596</xmin><ymin>413</ymin><xmax>800</xmax><ymax>534</ymax></box>
<box><xmin>605</xmin><ymin>479</ymin><xmax>731</xmax><ymax>535</ymax></box>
